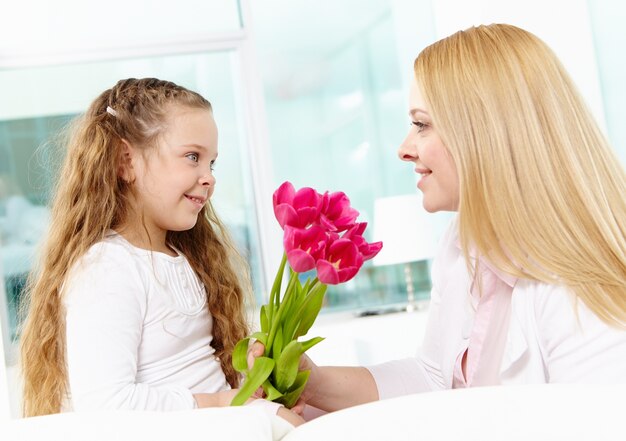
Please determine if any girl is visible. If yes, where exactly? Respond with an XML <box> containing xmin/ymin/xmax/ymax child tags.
<box><xmin>20</xmin><ymin>78</ymin><xmax>302</xmax><ymax>425</ymax></box>
<box><xmin>251</xmin><ymin>23</ymin><xmax>626</xmax><ymax>412</ymax></box>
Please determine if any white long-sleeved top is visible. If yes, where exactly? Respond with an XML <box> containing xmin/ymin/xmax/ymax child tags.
<box><xmin>368</xmin><ymin>216</ymin><xmax>626</xmax><ymax>399</ymax></box>
<box><xmin>63</xmin><ymin>232</ymin><xmax>229</xmax><ymax>411</ymax></box>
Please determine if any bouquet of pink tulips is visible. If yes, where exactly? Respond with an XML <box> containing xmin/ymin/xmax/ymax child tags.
<box><xmin>231</xmin><ymin>181</ymin><xmax>382</xmax><ymax>408</ymax></box>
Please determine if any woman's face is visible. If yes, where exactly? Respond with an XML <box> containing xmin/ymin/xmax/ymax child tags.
<box><xmin>398</xmin><ymin>78</ymin><xmax>459</xmax><ymax>212</ymax></box>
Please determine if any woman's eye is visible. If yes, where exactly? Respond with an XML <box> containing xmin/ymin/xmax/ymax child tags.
<box><xmin>411</xmin><ymin>121</ymin><xmax>428</xmax><ymax>133</ymax></box>
<box><xmin>210</xmin><ymin>160</ymin><xmax>216</xmax><ymax>171</ymax></box>
<box><xmin>186</xmin><ymin>153</ymin><xmax>199</xmax><ymax>162</ymax></box>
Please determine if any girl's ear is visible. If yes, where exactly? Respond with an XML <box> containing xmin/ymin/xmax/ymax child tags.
<box><xmin>118</xmin><ymin>139</ymin><xmax>135</xmax><ymax>183</ymax></box>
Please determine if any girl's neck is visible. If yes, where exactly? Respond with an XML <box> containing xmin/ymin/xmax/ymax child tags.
<box><xmin>115</xmin><ymin>225</ymin><xmax>177</xmax><ymax>257</ymax></box>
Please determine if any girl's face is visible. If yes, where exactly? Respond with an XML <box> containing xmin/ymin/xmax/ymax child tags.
<box><xmin>130</xmin><ymin>105</ymin><xmax>218</xmax><ymax>245</ymax></box>
<box><xmin>398</xmin><ymin>79</ymin><xmax>459</xmax><ymax>212</ymax></box>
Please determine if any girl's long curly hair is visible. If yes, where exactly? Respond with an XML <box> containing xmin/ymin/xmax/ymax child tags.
<box><xmin>20</xmin><ymin>78</ymin><xmax>251</xmax><ymax>417</ymax></box>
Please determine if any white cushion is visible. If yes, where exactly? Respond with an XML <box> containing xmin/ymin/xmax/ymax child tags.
<box><xmin>284</xmin><ymin>384</ymin><xmax>624</xmax><ymax>441</ymax></box>
<box><xmin>1</xmin><ymin>407</ymin><xmax>274</xmax><ymax>441</ymax></box>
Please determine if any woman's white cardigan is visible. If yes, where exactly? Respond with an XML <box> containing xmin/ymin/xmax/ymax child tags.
<box><xmin>368</xmin><ymin>217</ymin><xmax>626</xmax><ymax>398</ymax></box>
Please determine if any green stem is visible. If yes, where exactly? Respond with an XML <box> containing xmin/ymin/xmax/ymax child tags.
<box><xmin>265</xmin><ymin>269</ymin><xmax>298</xmax><ymax>355</ymax></box>
<box><xmin>268</xmin><ymin>253</ymin><xmax>287</xmax><ymax>325</ymax></box>
<box><xmin>308</xmin><ymin>277</ymin><xmax>319</xmax><ymax>293</ymax></box>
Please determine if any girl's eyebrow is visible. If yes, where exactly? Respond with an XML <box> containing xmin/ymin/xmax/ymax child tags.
<box><xmin>179</xmin><ymin>143</ymin><xmax>209</xmax><ymax>151</ymax></box>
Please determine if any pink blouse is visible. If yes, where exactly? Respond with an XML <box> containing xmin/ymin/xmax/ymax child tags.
<box><xmin>451</xmin><ymin>251</ymin><xmax>517</xmax><ymax>388</ymax></box>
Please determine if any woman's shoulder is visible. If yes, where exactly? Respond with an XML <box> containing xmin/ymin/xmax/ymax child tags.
<box><xmin>512</xmin><ymin>279</ymin><xmax>625</xmax><ymax>340</ymax></box>
<box><xmin>513</xmin><ymin>279</ymin><xmax>582</xmax><ymax>320</ymax></box>
<box><xmin>512</xmin><ymin>279</ymin><xmax>626</xmax><ymax>381</ymax></box>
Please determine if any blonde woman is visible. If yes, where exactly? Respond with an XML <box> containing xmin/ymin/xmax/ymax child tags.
<box><xmin>251</xmin><ymin>23</ymin><xmax>626</xmax><ymax>413</ymax></box>
<box><xmin>20</xmin><ymin>78</ymin><xmax>303</xmax><ymax>426</ymax></box>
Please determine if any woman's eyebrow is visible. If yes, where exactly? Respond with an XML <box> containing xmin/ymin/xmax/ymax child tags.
<box><xmin>409</xmin><ymin>108</ymin><xmax>429</xmax><ymax>118</ymax></box>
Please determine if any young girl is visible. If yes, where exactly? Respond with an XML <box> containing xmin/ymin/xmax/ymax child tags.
<box><xmin>19</xmin><ymin>78</ymin><xmax>302</xmax><ymax>425</ymax></box>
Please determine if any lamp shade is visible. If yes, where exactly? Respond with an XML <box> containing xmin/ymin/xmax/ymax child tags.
<box><xmin>372</xmin><ymin>194</ymin><xmax>439</xmax><ymax>266</ymax></box>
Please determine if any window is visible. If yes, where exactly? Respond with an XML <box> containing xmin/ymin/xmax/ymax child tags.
<box><xmin>252</xmin><ymin>1</ymin><xmax>441</xmax><ymax>312</ymax></box>
<box><xmin>0</xmin><ymin>51</ymin><xmax>265</xmax><ymax>357</ymax></box>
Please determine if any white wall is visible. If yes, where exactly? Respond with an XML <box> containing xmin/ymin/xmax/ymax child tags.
<box><xmin>431</xmin><ymin>0</ymin><xmax>606</xmax><ymax>131</ymax></box>
<box><xmin>0</xmin><ymin>0</ymin><xmax>240</xmax><ymax>65</ymax></box>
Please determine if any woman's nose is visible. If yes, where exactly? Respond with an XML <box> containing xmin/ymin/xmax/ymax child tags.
<box><xmin>398</xmin><ymin>133</ymin><xmax>417</xmax><ymax>162</ymax></box>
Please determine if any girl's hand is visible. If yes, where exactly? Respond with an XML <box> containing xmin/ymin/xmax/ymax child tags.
<box><xmin>194</xmin><ymin>389</ymin><xmax>305</xmax><ymax>426</ymax></box>
<box><xmin>193</xmin><ymin>389</ymin><xmax>242</xmax><ymax>408</ymax></box>
<box><xmin>277</xmin><ymin>406</ymin><xmax>306</xmax><ymax>426</ymax></box>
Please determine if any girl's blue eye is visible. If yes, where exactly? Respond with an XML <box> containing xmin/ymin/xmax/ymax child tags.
<box><xmin>187</xmin><ymin>153</ymin><xmax>199</xmax><ymax>162</ymax></box>
<box><xmin>210</xmin><ymin>160</ymin><xmax>216</xmax><ymax>172</ymax></box>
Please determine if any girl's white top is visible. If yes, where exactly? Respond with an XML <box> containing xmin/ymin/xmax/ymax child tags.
<box><xmin>63</xmin><ymin>232</ymin><xmax>229</xmax><ymax>411</ymax></box>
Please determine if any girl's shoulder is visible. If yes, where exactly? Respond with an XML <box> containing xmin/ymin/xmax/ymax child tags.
<box><xmin>62</xmin><ymin>233</ymin><xmax>151</xmax><ymax>308</ymax></box>
<box><xmin>65</xmin><ymin>233</ymin><xmax>148</xmax><ymax>291</ymax></box>
<box><xmin>79</xmin><ymin>231</ymin><xmax>144</xmax><ymax>268</ymax></box>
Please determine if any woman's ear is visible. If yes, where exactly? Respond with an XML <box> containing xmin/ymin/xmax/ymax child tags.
<box><xmin>118</xmin><ymin>139</ymin><xmax>135</xmax><ymax>183</ymax></box>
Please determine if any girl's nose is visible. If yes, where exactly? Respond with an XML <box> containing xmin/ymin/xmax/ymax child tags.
<box><xmin>199</xmin><ymin>171</ymin><xmax>216</xmax><ymax>187</ymax></box>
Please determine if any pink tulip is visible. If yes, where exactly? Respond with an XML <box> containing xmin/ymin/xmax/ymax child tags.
<box><xmin>319</xmin><ymin>191</ymin><xmax>360</xmax><ymax>232</ymax></box>
<box><xmin>342</xmin><ymin>223</ymin><xmax>383</xmax><ymax>261</ymax></box>
<box><xmin>315</xmin><ymin>239</ymin><xmax>363</xmax><ymax>285</ymax></box>
<box><xmin>283</xmin><ymin>225</ymin><xmax>328</xmax><ymax>273</ymax></box>
<box><xmin>273</xmin><ymin>181</ymin><xmax>324</xmax><ymax>229</ymax></box>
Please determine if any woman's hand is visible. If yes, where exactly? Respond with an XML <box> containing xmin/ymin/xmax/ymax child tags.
<box><xmin>246</xmin><ymin>341</ymin><xmax>320</xmax><ymax>413</ymax></box>
<box><xmin>247</xmin><ymin>340</ymin><xmax>377</xmax><ymax>412</ymax></box>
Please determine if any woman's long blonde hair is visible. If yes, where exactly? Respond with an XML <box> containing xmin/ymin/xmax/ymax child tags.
<box><xmin>414</xmin><ymin>24</ymin><xmax>626</xmax><ymax>326</ymax></box>
<box><xmin>20</xmin><ymin>78</ymin><xmax>251</xmax><ymax>417</ymax></box>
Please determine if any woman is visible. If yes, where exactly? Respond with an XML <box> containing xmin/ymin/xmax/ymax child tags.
<box><xmin>252</xmin><ymin>23</ymin><xmax>626</xmax><ymax>413</ymax></box>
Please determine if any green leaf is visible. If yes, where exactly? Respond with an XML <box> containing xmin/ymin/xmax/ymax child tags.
<box><xmin>300</xmin><ymin>336</ymin><xmax>324</xmax><ymax>352</ymax></box>
<box><xmin>262</xmin><ymin>379</ymin><xmax>284</xmax><ymax>401</ymax></box>
<box><xmin>266</xmin><ymin>270</ymin><xmax>299</xmax><ymax>352</ymax></box>
<box><xmin>272</xmin><ymin>326</ymin><xmax>284</xmax><ymax>360</ymax></box>
<box><xmin>281</xmin><ymin>280</ymin><xmax>306</xmax><ymax>343</ymax></box>
<box><xmin>250</xmin><ymin>331</ymin><xmax>268</xmax><ymax>346</ymax></box>
<box><xmin>260</xmin><ymin>305</ymin><xmax>269</xmax><ymax>334</ymax></box>
<box><xmin>294</xmin><ymin>283</ymin><xmax>327</xmax><ymax>338</ymax></box>
<box><xmin>232</xmin><ymin>337</ymin><xmax>250</xmax><ymax>374</ymax></box>
<box><xmin>274</xmin><ymin>340</ymin><xmax>304</xmax><ymax>391</ymax></box>
<box><xmin>231</xmin><ymin>356</ymin><xmax>275</xmax><ymax>406</ymax></box>
<box><xmin>269</xmin><ymin>254</ymin><xmax>288</xmax><ymax>322</ymax></box>
<box><xmin>276</xmin><ymin>370</ymin><xmax>310</xmax><ymax>408</ymax></box>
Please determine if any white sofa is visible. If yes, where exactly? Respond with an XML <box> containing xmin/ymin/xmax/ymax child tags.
<box><xmin>285</xmin><ymin>384</ymin><xmax>624</xmax><ymax>441</ymax></box>
<box><xmin>1</xmin><ymin>384</ymin><xmax>623</xmax><ymax>440</ymax></box>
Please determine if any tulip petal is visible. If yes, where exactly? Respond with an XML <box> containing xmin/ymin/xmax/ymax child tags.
<box><xmin>273</xmin><ymin>181</ymin><xmax>295</xmax><ymax>205</ymax></box>
<box><xmin>316</xmin><ymin>260</ymin><xmax>340</xmax><ymax>285</ymax></box>
<box><xmin>286</xmin><ymin>249</ymin><xmax>316</xmax><ymax>273</ymax></box>
<box><xmin>319</xmin><ymin>191</ymin><xmax>359</xmax><ymax>232</ymax></box>
<box><xmin>361</xmin><ymin>241</ymin><xmax>383</xmax><ymax>260</ymax></box>
<box><xmin>274</xmin><ymin>204</ymin><xmax>299</xmax><ymax>229</ymax></box>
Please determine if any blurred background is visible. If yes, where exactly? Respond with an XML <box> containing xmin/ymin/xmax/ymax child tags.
<box><xmin>0</xmin><ymin>0</ymin><xmax>624</xmax><ymax>418</ymax></box>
